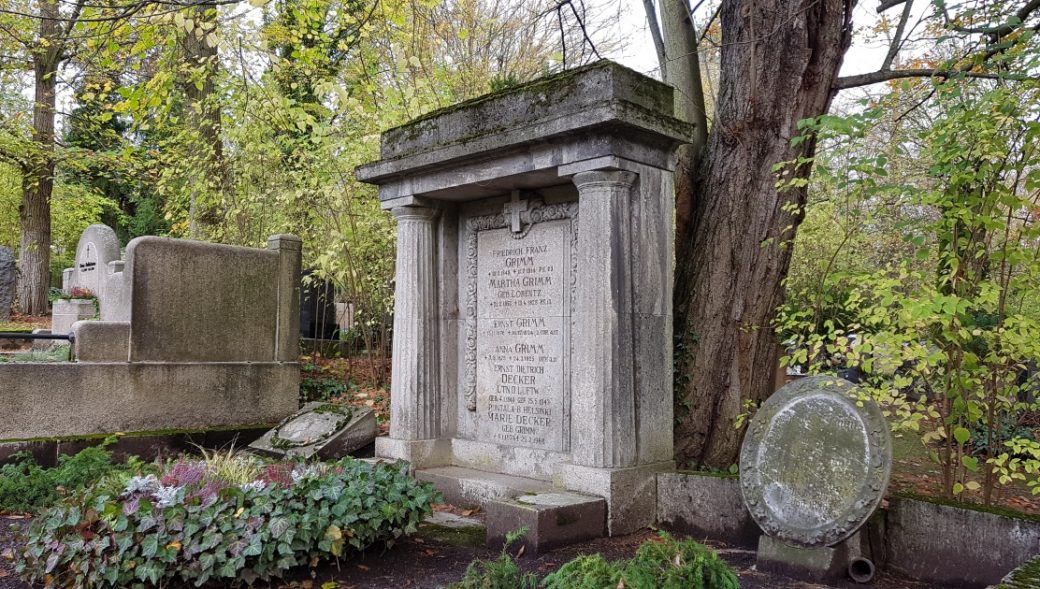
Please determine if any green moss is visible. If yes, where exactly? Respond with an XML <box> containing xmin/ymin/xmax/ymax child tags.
<box><xmin>0</xmin><ymin>423</ymin><xmax>275</xmax><ymax>444</ymax></box>
<box><xmin>386</xmin><ymin>60</ymin><xmax>615</xmax><ymax>135</ymax></box>
<box><xmin>418</xmin><ymin>522</ymin><xmax>487</xmax><ymax>548</ymax></box>
<box><xmin>999</xmin><ymin>554</ymin><xmax>1040</xmax><ymax>588</ymax></box>
<box><xmin>894</xmin><ymin>491</ymin><xmax>1040</xmax><ymax>523</ymax></box>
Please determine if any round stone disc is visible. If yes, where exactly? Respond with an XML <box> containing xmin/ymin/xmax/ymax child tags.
<box><xmin>739</xmin><ymin>376</ymin><xmax>892</xmax><ymax>547</ymax></box>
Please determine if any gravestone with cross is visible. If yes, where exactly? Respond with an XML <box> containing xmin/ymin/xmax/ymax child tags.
<box><xmin>357</xmin><ymin>61</ymin><xmax>692</xmax><ymax>538</ymax></box>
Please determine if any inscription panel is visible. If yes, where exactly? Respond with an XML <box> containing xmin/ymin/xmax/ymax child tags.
<box><xmin>475</xmin><ymin>220</ymin><xmax>569</xmax><ymax>452</ymax></box>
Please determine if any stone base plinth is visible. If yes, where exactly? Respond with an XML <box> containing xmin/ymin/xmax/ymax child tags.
<box><xmin>553</xmin><ymin>461</ymin><xmax>674</xmax><ymax>535</ymax></box>
<box><xmin>375</xmin><ymin>437</ymin><xmax>451</xmax><ymax>470</ymax></box>
<box><xmin>757</xmin><ymin>533</ymin><xmax>872</xmax><ymax>583</ymax></box>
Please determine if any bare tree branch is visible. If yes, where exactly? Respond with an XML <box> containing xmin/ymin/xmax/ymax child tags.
<box><xmin>877</xmin><ymin>0</ymin><xmax>907</xmax><ymax>13</ymax></box>
<box><xmin>881</xmin><ymin>0</ymin><xmax>913</xmax><ymax>70</ymax></box>
<box><xmin>642</xmin><ymin>0</ymin><xmax>667</xmax><ymax>77</ymax></box>
<box><xmin>835</xmin><ymin>67</ymin><xmax>1037</xmax><ymax>89</ymax></box>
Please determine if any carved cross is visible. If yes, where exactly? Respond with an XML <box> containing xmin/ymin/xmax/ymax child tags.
<box><xmin>503</xmin><ymin>190</ymin><xmax>528</xmax><ymax>233</ymax></box>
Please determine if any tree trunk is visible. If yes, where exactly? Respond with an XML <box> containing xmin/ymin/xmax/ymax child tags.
<box><xmin>673</xmin><ymin>0</ymin><xmax>855</xmax><ymax>468</ymax></box>
<box><xmin>178</xmin><ymin>2</ymin><xmax>226</xmax><ymax>237</ymax></box>
<box><xmin>18</xmin><ymin>0</ymin><xmax>61</xmax><ymax>315</ymax></box>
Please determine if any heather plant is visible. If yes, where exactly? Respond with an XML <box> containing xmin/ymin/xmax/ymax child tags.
<box><xmin>18</xmin><ymin>456</ymin><xmax>438</xmax><ymax>588</ymax></box>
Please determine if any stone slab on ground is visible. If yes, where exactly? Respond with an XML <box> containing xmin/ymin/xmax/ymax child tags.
<box><xmin>415</xmin><ymin>466</ymin><xmax>555</xmax><ymax>507</ymax></box>
<box><xmin>249</xmin><ymin>402</ymin><xmax>376</xmax><ymax>459</ymax></box>
<box><xmin>486</xmin><ymin>491</ymin><xmax>606</xmax><ymax>557</ymax></box>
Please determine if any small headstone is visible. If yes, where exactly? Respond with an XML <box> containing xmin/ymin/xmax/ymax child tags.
<box><xmin>740</xmin><ymin>375</ymin><xmax>892</xmax><ymax>548</ymax></box>
<box><xmin>0</xmin><ymin>246</ymin><xmax>15</xmax><ymax>322</ymax></box>
<box><xmin>69</xmin><ymin>225</ymin><xmax>120</xmax><ymax>297</ymax></box>
<box><xmin>250</xmin><ymin>402</ymin><xmax>376</xmax><ymax>459</ymax></box>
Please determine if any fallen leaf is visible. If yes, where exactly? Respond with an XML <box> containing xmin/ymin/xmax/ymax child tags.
<box><xmin>515</xmin><ymin>544</ymin><xmax>525</xmax><ymax>558</ymax></box>
<box><xmin>356</xmin><ymin>564</ymin><xmax>369</xmax><ymax>571</ymax></box>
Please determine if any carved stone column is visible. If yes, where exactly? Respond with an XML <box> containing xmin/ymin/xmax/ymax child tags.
<box><xmin>389</xmin><ymin>205</ymin><xmax>441</xmax><ymax>441</ymax></box>
<box><xmin>570</xmin><ymin>170</ymin><xmax>638</xmax><ymax>468</ymax></box>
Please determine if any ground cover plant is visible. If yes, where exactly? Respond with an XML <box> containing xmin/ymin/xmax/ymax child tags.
<box><xmin>0</xmin><ymin>439</ymin><xmax>141</xmax><ymax>513</ymax></box>
<box><xmin>15</xmin><ymin>452</ymin><xmax>438</xmax><ymax>588</ymax></box>
<box><xmin>443</xmin><ymin>532</ymin><xmax>739</xmax><ymax>589</ymax></box>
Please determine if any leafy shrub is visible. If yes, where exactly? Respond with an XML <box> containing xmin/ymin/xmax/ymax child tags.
<box><xmin>299</xmin><ymin>375</ymin><xmax>349</xmax><ymax>405</ymax></box>
<box><xmin>968</xmin><ymin>417</ymin><xmax>1035</xmax><ymax>457</ymax></box>
<box><xmin>443</xmin><ymin>529</ymin><xmax>538</xmax><ymax>589</ymax></box>
<box><xmin>445</xmin><ymin>533</ymin><xmax>739</xmax><ymax>589</ymax></box>
<box><xmin>18</xmin><ymin>456</ymin><xmax>438</xmax><ymax>588</ymax></box>
<box><xmin>0</xmin><ymin>439</ymin><xmax>133</xmax><ymax>513</ymax></box>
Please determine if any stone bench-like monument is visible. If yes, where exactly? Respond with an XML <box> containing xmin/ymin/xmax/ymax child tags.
<box><xmin>1</xmin><ymin>233</ymin><xmax>302</xmax><ymax>440</ymax></box>
<box><xmin>357</xmin><ymin>61</ymin><xmax>692</xmax><ymax>545</ymax></box>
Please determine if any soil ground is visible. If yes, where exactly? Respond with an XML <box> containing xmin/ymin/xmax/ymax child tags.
<box><xmin>0</xmin><ymin>515</ymin><xmax>944</xmax><ymax>589</ymax></box>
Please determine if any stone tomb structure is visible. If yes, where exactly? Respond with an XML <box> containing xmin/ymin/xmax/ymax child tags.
<box><xmin>0</xmin><ymin>234</ymin><xmax>302</xmax><ymax>440</ymax></box>
<box><xmin>48</xmin><ymin>224</ymin><xmax>128</xmax><ymax>338</ymax></box>
<box><xmin>740</xmin><ymin>376</ymin><xmax>893</xmax><ymax>581</ymax></box>
<box><xmin>357</xmin><ymin>61</ymin><xmax>691</xmax><ymax>536</ymax></box>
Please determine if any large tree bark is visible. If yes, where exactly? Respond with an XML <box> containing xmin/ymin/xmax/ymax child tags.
<box><xmin>18</xmin><ymin>0</ymin><xmax>61</xmax><ymax>315</ymax></box>
<box><xmin>673</xmin><ymin>0</ymin><xmax>855</xmax><ymax>468</ymax></box>
<box><xmin>178</xmin><ymin>2</ymin><xmax>226</xmax><ymax>237</ymax></box>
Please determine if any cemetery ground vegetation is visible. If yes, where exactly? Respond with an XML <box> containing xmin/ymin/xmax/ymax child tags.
<box><xmin>12</xmin><ymin>446</ymin><xmax>437</xmax><ymax>588</ymax></box>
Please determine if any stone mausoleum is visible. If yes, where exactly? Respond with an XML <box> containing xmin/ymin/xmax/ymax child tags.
<box><xmin>358</xmin><ymin>61</ymin><xmax>692</xmax><ymax>538</ymax></box>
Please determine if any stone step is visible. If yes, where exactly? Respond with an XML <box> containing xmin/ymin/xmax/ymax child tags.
<box><xmin>486</xmin><ymin>491</ymin><xmax>606</xmax><ymax>556</ymax></box>
<box><xmin>415</xmin><ymin>466</ymin><xmax>556</xmax><ymax>506</ymax></box>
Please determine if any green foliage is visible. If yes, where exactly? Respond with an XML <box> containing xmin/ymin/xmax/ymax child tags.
<box><xmin>443</xmin><ymin>528</ymin><xmax>538</xmax><ymax>589</ymax></box>
<box><xmin>299</xmin><ymin>375</ymin><xmax>349</xmax><ymax>405</ymax></box>
<box><xmin>0</xmin><ymin>438</ymin><xmax>128</xmax><ymax>513</ymax></box>
<box><xmin>543</xmin><ymin>533</ymin><xmax>739</xmax><ymax>589</ymax></box>
<box><xmin>0</xmin><ymin>345</ymin><xmax>72</xmax><ymax>363</ymax></box>
<box><xmin>18</xmin><ymin>456</ymin><xmax>438</xmax><ymax>588</ymax></box>
<box><xmin>780</xmin><ymin>81</ymin><xmax>1040</xmax><ymax>502</ymax></box>
<box><xmin>444</xmin><ymin>533</ymin><xmax>738</xmax><ymax>589</ymax></box>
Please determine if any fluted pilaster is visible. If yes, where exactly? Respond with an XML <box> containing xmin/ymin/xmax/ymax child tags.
<box><xmin>570</xmin><ymin>170</ymin><xmax>638</xmax><ymax>468</ymax></box>
<box><xmin>390</xmin><ymin>205</ymin><xmax>441</xmax><ymax>440</ymax></box>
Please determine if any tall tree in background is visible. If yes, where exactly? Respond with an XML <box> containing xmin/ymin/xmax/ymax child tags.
<box><xmin>644</xmin><ymin>0</ymin><xmax>1040</xmax><ymax>467</ymax></box>
<box><xmin>4</xmin><ymin>0</ymin><xmax>87</xmax><ymax>314</ymax></box>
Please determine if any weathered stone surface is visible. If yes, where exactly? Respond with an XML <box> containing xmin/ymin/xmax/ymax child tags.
<box><xmin>756</xmin><ymin>534</ymin><xmax>849</xmax><ymax>582</ymax></box>
<box><xmin>0</xmin><ymin>362</ymin><xmax>298</xmax><ymax>440</ymax></box>
<box><xmin>474</xmin><ymin>217</ymin><xmax>570</xmax><ymax>453</ymax></box>
<box><xmin>486</xmin><ymin>491</ymin><xmax>605</xmax><ymax>556</ymax></box>
<box><xmin>127</xmin><ymin>236</ymin><xmax>281</xmax><ymax>362</ymax></box>
<box><xmin>67</xmin><ymin>224</ymin><xmax>120</xmax><ymax>297</ymax></box>
<box><xmin>360</xmin><ymin>61</ymin><xmax>688</xmax><ymax>540</ymax></box>
<box><xmin>656</xmin><ymin>472</ymin><xmax>759</xmax><ymax>548</ymax></box>
<box><xmin>71</xmin><ymin>321</ymin><xmax>129</xmax><ymax>361</ymax></box>
<box><xmin>554</xmin><ymin>461</ymin><xmax>673</xmax><ymax>536</ymax></box>
<box><xmin>887</xmin><ymin>495</ymin><xmax>1040</xmax><ymax>588</ymax></box>
<box><xmin>250</xmin><ymin>402</ymin><xmax>376</xmax><ymax>459</ymax></box>
<box><xmin>0</xmin><ymin>246</ymin><xmax>14</xmax><ymax>321</ymax></box>
<box><xmin>740</xmin><ymin>376</ymin><xmax>891</xmax><ymax>547</ymax></box>
<box><xmin>51</xmin><ymin>298</ymin><xmax>97</xmax><ymax>335</ymax></box>
<box><xmin>416</xmin><ymin>466</ymin><xmax>555</xmax><ymax>507</ymax></box>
